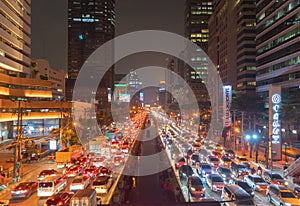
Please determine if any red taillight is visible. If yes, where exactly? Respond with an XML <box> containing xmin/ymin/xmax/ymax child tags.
<box><xmin>58</xmin><ymin>201</ymin><xmax>64</xmax><ymax>206</ymax></box>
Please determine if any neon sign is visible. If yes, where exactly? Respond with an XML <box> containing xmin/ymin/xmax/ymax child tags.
<box><xmin>272</xmin><ymin>94</ymin><xmax>281</xmax><ymax>144</ymax></box>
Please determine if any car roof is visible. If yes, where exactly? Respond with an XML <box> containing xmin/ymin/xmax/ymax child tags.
<box><xmin>269</xmin><ymin>184</ymin><xmax>289</xmax><ymax>191</ymax></box>
<box><xmin>225</xmin><ymin>184</ymin><xmax>250</xmax><ymax>196</ymax></box>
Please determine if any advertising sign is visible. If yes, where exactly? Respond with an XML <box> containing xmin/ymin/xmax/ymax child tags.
<box><xmin>223</xmin><ymin>85</ymin><xmax>232</xmax><ymax>127</ymax></box>
<box><xmin>49</xmin><ymin>140</ymin><xmax>57</xmax><ymax>150</ymax></box>
<box><xmin>269</xmin><ymin>85</ymin><xmax>282</xmax><ymax>160</ymax></box>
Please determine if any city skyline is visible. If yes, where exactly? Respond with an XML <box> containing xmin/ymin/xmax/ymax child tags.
<box><xmin>31</xmin><ymin>0</ymin><xmax>184</xmax><ymax>71</ymax></box>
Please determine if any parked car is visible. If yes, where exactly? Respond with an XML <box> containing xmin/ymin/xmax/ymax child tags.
<box><xmin>267</xmin><ymin>184</ymin><xmax>300</xmax><ymax>206</ymax></box>
<box><xmin>10</xmin><ymin>182</ymin><xmax>38</xmax><ymax>199</ymax></box>
<box><xmin>206</xmin><ymin>174</ymin><xmax>225</xmax><ymax>192</ymax></box>
<box><xmin>188</xmin><ymin>176</ymin><xmax>205</xmax><ymax>198</ymax></box>
<box><xmin>244</xmin><ymin>174</ymin><xmax>268</xmax><ymax>191</ymax></box>
<box><xmin>262</xmin><ymin>171</ymin><xmax>287</xmax><ymax>186</ymax></box>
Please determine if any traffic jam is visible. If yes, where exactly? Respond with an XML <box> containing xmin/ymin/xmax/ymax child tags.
<box><xmin>158</xmin><ymin>119</ymin><xmax>300</xmax><ymax>206</ymax></box>
<box><xmin>6</xmin><ymin>112</ymin><xmax>147</xmax><ymax>206</ymax></box>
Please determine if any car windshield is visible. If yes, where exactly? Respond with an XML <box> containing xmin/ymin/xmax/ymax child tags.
<box><xmin>222</xmin><ymin>157</ymin><xmax>231</xmax><ymax>161</ymax></box>
<box><xmin>281</xmin><ymin>192</ymin><xmax>296</xmax><ymax>198</ymax></box>
<box><xmin>210</xmin><ymin>157</ymin><xmax>219</xmax><ymax>161</ymax></box>
<box><xmin>212</xmin><ymin>176</ymin><xmax>223</xmax><ymax>182</ymax></box>
<box><xmin>253</xmin><ymin>177</ymin><xmax>265</xmax><ymax>182</ymax></box>
<box><xmin>191</xmin><ymin>178</ymin><xmax>203</xmax><ymax>185</ymax></box>
<box><xmin>237</xmin><ymin>165</ymin><xmax>247</xmax><ymax>169</ymax></box>
<box><xmin>272</xmin><ymin>174</ymin><xmax>283</xmax><ymax>179</ymax></box>
<box><xmin>239</xmin><ymin>158</ymin><xmax>247</xmax><ymax>161</ymax></box>
<box><xmin>16</xmin><ymin>183</ymin><xmax>30</xmax><ymax>188</ymax></box>
<box><xmin>220</xmin><ymin>168</ymin><xmax>231</xmax><ymax>173</ymax></box>
<box><xmin>238</xmin><ymin>181</ymin><xmax>251</xmax><ymax>189</ymax></box>
<box><xmin>202</xmin><ymin>165</ymin><xmax>211</xmax><ymax>170</ymax></box>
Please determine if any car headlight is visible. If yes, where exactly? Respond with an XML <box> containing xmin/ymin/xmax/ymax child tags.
<box><xmin>231</xmin><ymin>174</ymin><xmax>234</xmax><ymax>178</ymax></box>
<box><xmin>285</xmin><ymin>203</ymin><xmax>291</xmax><ymax>206</ymax></box>
<box><xmin>251</xmin><ymin>191</ymin><xmax>254</xmax><ymax>196</ymax></box>
<box><xmin>284</xmin><ymin>181</ymin><xmax>288</xmax><ymax>186</ymax></box>
<box><xmin>256</xmin><ymin>185</ymin><xmax>261</xmax><ymax>189</ymax></box>
<box><xmin>190</xmin><ymin>187</ymin><xmax>195</xmax><ymax>191</ymax></box>
<box><xmin>222</xmin><ymin>174</ymin><xmax>226</xmax><ymax>178</ymax></box>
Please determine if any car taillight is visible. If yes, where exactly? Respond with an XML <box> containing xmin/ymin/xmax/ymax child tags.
<box><xmin>58</xmin><ymin>201</ymin><xmax>64</xmax><ymax>206</ymax></box>
<box><xmin>91</xmin><ymin>186</ymin><xmax>95</xmax><ymax>189</ymax></box>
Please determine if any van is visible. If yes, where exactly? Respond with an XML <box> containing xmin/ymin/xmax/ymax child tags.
<box><xmin>221</xmin><ymin>184</ymin><xmax>255</xmax><ymax>206</ymax></box>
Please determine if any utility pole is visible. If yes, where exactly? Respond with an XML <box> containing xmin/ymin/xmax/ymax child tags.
<box><xmin>13</xmin><ymin>100</ymin><xmax>22</xmax><ymax>183</ymax></box>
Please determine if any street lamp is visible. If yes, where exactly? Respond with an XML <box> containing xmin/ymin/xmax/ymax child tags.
<box><xmin>244</xmin><ymin>132</ymin><xmax>260</xmax><ymax>160</ymax></box>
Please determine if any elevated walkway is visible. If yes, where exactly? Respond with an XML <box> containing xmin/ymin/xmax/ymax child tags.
<box><xmin>284</xmin><ymin>157</ymin><xmax>300</xmax><ymax>177</ymax></box>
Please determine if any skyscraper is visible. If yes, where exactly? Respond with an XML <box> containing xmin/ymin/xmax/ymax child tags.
<box><xmin>68</xmin><ymin>0</ymin><xmax>115</xmax><ymax>80</ymax></box>
<box><xmin>67</xmin><ymin>0</ymin><xmax>116</xmax><ymax>125</ymax></box>
<box><xmin>184</xmin><ymin>0</ymin><xmax>212</xmax><ymax>108</ymax></box>
<box><xmin>256</xmin><ymin>0</ymin><xmax>300</xmax><ymax>97</ymax></box>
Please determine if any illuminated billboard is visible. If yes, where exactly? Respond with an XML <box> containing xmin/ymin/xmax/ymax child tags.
<box><xmin>119</xmin><ymin>94</ymin><xmax>130</xmax><ymax>102</ymax></box>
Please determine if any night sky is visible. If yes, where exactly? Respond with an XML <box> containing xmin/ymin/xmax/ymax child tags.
<box><xmin>31</xmin><ymin>0</ymin><xmax>184</xmax><ymax>71</ymax></box>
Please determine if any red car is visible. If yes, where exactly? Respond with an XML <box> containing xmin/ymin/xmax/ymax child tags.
<box><xmin>176</xmin><ymin>157</ymin><xmax>186</xmax><ymax>169</ymax></box>
<box><xmin>83</xmin><ymin>166</ymin><xmax>99</xmax><ymax>178</ymax></box>
<box><xmin>44</xmin><ymin>191</ymin><xmax>73</xmax><ymax>206</ymax></box>
<box><xmin>11</xmin><ymin>182</ymin><xmax>38</xmax><ymax>199</ymax></box>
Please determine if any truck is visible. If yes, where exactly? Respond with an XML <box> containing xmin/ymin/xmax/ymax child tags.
<box><xmin>70</xmin><ymin>189</ymin><xmax>100</xmax><ymax>206</ymax></box>
<box><xmin>55</xmin><ymin>145</ymin><xmax>83</xmax><ymax>168</ymax></box>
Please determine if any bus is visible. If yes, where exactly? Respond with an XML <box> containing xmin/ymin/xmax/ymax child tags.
<box><xmin>37</xmin><ymin>175</ymin><xmax>67</xmax><ymax>197</ymax></box>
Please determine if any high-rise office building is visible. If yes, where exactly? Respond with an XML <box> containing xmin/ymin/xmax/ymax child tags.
<box><xmin>208</xmin><ymin>0</ymin><xmax>237</xmax><ymax>89</ymax></box>
<box><xmin>256</xmin><ymin>0</ymin><xmax>300</xmax><ymax>96</ymax></box>
<box><xmin>0</xmin><ymin>0</ymin><xmax>71</xmax><ymax>140</ymax></box>
<box><xmin>67</xmin><ymin>0</ymin><xmax>116</xmax><ymax>125</ymax></box>
<box><xmin>184</xmin><ymin>0</ymin><xmax>212</xmax><ymax>107</ymax></box>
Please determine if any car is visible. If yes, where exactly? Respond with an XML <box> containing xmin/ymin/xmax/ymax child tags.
<box><xmin>205</xmin><ymin>174</ymin><xmax>225</xmax><ymax>192</ymax></box>
<box><xmin>207</xmin><ymin>156</ymin><xmax>220</xmax><ymax>168</ymax></box>
<box><xmin>188</xmin><ymin>176</ymin><xmax>205</xmax><ymax>198</ymax></box>
<box><xmin>192</xmin><ymin>143</ymin><xmax>201</xmax><ymax>151</ymax></box>
<box><xmin>69</xmin><ymin>176</ymin><xmax>90</xmax><ymax>191</ymax></box>
<box><xmin>179</xmin><ymin>165</ymin><xmax>194</xmax><ymax>178</ymax></box>
<box><xmin>235</xmin><ymin>156</ymin><xmax>250</xmax><ymax>168</ymax></box>
<box><xmin>92</xmin><ymin>176</ymin><xmax>113</xmax><ymax>194</ymax></box>
<box><xmin>220</xmin><ymin>156</ymin><xmax>232</xmax><ymax>168</ymax></box>
<box><xmin>224</xmin><ymin>150</ymin><xmax>236</xmax><ymax>159</ymax></box>
<box><xmin>267</xmin><ymin>184</ymin><xmax>300</xmax><ymax>206</ymax></box>
<box><xmin>92</xmin><ymin>156</ymin><xmax>107</xmax><ymax>168</ymax></box>
<box><xmin>198</xmin><ymin>162</ymin><xmax>212</xmax><ymax>177</ymax></box>
<box><xmin>83</xmin><ymin>166</ymin><xmax>99</xmax><ymax>178</ymax></box>
<box><xmin>221</xmin><ymin>184</ymin><xmax>255</xmax><ymax>206</ymax></box>
<box><xmin>294</xmin><ymin>186</ymin><xmax>300</xmax><ymax>199</ymax></box>
<box><xmin>214</xmin><ymin>144</ymin><xmax>224</xmax><ymax>152</ymax></box>
<box><xmin>66</xmin><ymin>164</ymin><xmax>84</xmax><ymax>177</ymax></box>
<box><xmin>230</xmin><ymin>162</ymin><xmax>249</xmax><ymax>178</ymax></box>
<box><xmin>44</xmin><ymin>191</ymin><xmax>73</xmax><ymax>206</ymax></box>
<box><xmin>175</xmin><ymin>157</ymin><xmax>186</xmax><ymax>169</ymax></box>
<box><xmin>231</xmin><ymin>178</ymin><xmax>255</xmax><ymax>197</ymax></box>
<box><xmin>10</xmin><ymin>182</ymin><xmax>38</xmax><ymax>199</ymax></box>
<box><xmin>191</xmin><ymin>154</ymin><xmax>200</xmax><ymax>167</ymax></box>
<box><xmin>217</xmin><ymin>167</ymin><xmax>233</xmax><ymax>183</ymax></box>
<box><xmin>244</xmin><ymin>174</ymin><xmax>268</xmax><ymax>191</ymax></box>
<box><xmin>99</xmin><ymin>166</ymin><xmax>113</xmax><ymax>177</ymax></box>
<box><xmin>262</xmin><ymin>171</ymin><xmax>287</xmax><ymax>186</ymax></box>
<box><xmin>37</xmin><ymin>169</ymin><xmax>58</xmax><ymax>181</ymax></box>
<box><xmin>211</xmin><ymin>151</ymin><xmax>222</xmax><ymax>159</ymax></box>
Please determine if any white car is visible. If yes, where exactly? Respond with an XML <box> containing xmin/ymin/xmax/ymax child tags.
<box><xmin>92</xmin><ymin>176</ymin><xmax>113</xmax><ymax>194</ymax></box>
<box><xmin>244</xmin><ymin>174</ymin><xmax>268</xmax><ymax>191</ymax></box>
<box><xmin>205</xmin><ymin>174</ymin><xmax>225</xmax><ymax>192</ymax></box>
<box><xmin>92</xmin><ymin>156</ymin><xmax>106</xmax><ymax>168</ymax></box>
<box><xmin>69</xmin><ymin>176</ymin><xmax>90</xmax><ymax>191</ymax></box>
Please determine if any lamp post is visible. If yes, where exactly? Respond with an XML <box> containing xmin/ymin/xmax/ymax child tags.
<box><xmin>245</xmin><ymin>132</ymin><xmax>259</xmax><ymax>159</ymax></box>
